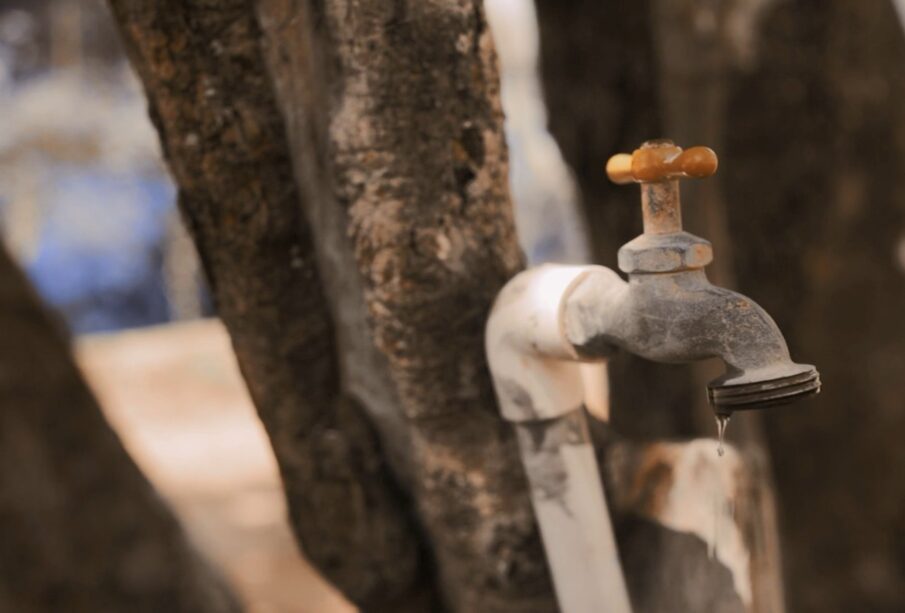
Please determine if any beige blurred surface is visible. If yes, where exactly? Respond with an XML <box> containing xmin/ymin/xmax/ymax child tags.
<box><xmin>76</xmin><ymin>320</ymin><xmax>355</xmax><ymax>613</ymax></box>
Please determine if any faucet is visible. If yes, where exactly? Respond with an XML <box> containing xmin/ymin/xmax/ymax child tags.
<box><xmin>485</xmin><ymin>140</ymin><xmax>819</xmax><ymax>612</ymax></box>
<box><xmin>571</xmin><ymin>140</ymin><xmax>820</xmax><ymax>413</ymax></box>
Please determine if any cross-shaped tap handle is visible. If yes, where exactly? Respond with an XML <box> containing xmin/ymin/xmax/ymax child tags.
<box><xmin>606</xmin><ymin>141</ymin><xmax>718</xmax><ymax>185</ymax></box>
<box><xmin>605</xmin><ymin>140</ymin><xmax>718</xmax><ymax>235</ymax></box>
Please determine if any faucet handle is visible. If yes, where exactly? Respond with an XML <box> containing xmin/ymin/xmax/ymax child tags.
<box><xmin>606</xmin><ymin>141</ymin><xmax>718</xmax><ymax>185</ymax></box>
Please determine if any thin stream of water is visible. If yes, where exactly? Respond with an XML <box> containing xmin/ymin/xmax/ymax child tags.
<box><xmin>716</xmin><ymin>414</ymin><xmax>731</xmax><ymax>457</ymax></box>
<box><xmin>710</xmin><ymin>415</ymin><xmax>740</xmax><ymax>561</ymax></box>
<box><xmin>711</xmin><ymin>414</ymin><xmax>731</xmax><ymax>557</ymax></box>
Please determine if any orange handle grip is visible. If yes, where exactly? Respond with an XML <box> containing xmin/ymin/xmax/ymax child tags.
<box><xmin>606</xmin><ymin>144</ymin><xmax>718</xmax><ymax>184</ymax></box>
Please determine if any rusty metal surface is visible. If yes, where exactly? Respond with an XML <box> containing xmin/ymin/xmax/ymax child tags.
<box><xmin>581</xmin><ymin>140</ymin><xmax>820</xmax><ymax>415</ymax></box>
<box><xmin>641</xmin><ymin>181</ymin><xmax>684</xmax><ymax>234</ymax></box>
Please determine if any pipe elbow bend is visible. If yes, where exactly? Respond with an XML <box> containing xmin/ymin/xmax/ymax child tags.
<box><xmin>486</xmin><ymin>265</ymin><xmax>596</xmax><ymax>422</ymax></box>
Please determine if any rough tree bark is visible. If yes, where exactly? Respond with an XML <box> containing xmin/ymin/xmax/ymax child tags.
<box><xmin>255</xmin><ymin>2</ymin><xmax>556</xmax><ymax>611</ymax></box>
<box><xmin>108</xmin><ymin>1</ymin><xmax>437</xmax><ymax>610</ymax></box>
<box><xmin>0</xmin><ymin>244</ymin><xmax>240</xmax><ymax>613</ymax></box>
<box><xmin>110</xmin><ymin>0</ymin><xmax>559</xmax><ymax>610</ymax></box>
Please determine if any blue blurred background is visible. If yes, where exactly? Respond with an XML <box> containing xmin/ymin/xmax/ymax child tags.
<box><xmin>0</xmin><ymin>0</ymin><xmax>207</xmax><ymax>333</ymax></box>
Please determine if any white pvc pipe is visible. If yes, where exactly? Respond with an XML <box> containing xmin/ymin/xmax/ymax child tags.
<box><xmin>486</xmin><ymin>264</ymin><xmax>632</xmax><ymax>613</ymax></box>
<box><xmin>581</xmin><ymin>362</ymin><xmax>611</xmax><ymax>421</ymax></box>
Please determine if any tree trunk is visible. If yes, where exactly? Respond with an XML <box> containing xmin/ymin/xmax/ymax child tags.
<box><xmin>0</xmin><ymin>244</ymin><xmax>240</xmax><ymax>613</ymax></box>
<box><xmin>256</xmin><ymin>1</ymin><xmax>557</xmax><ymax>611</ymax></box>
<box><xmin>108</xmin><ymin>1</ymin><xmax>435</xmax><ymax>610</ymax></box>
<box><xmin>724</xmin><ymin>2</ymin><xmax>905</xmax><ymax>610</ymax></box>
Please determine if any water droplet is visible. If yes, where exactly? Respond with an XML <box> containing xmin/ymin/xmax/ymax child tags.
<box><xmin>716</xmin><ymin>414</ymin><xmax>731</xmax><ymax>457</ymax></box>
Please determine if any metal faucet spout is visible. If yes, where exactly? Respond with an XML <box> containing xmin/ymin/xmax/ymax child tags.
<box><xmin>561</xmin><ymin>268</ymin><xmax>820</xmax><ymax>415</ymax></box>
<box><xmin>596</xmin><ymin>139</ymin><xmax>821</xmax><ymax>414</ymax></box>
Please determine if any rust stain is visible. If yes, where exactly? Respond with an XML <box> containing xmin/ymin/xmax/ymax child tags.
<box><xmin>626</xmin><ymin>445</ymin><xmax>676</xmax><ymax>517</ymax></box>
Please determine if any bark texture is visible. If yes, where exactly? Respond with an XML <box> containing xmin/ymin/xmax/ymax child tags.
<box><xmin>0</xmin><ymin>244</ymin><xmax>240</xmax><ymax>613</ymax></box>
<box><xmin>108</xmin><ymin>1</ymin><xmax>434</xmax><ymax>609</ymax></box>
<box><xmin>257</xmin><ymin>1</ymin><xmax>556</xmax><ymax>611</ymax></box>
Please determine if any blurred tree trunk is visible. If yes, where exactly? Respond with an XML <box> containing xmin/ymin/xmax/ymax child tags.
<box><xmin>725</xmin><ymin>3</ymin><xmax>905</xmax><ymax>611</ymax></box>
<box><xmin>538</xmin><ymin>1</ymin><xmax>905</xmax><ymax>612</ymax></box>
<box><xmin>0</xmin><ymin>244</ymin><xmax>240</xmax><ymax>613</ymax></box>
